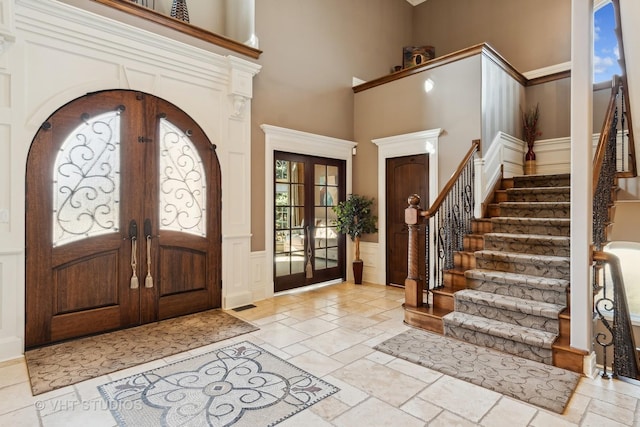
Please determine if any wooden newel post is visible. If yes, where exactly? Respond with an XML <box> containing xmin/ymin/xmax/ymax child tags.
<box><xmin>404</xmin><ymin>194</ymin><xmax>422</xmax><ymax>308</ymax></box>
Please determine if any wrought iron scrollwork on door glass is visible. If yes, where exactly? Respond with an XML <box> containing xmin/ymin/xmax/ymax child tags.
<box><xmin>159</xmin><ymin>118</ymin><xmax>206</xmax><ymax>237</ymax></box>
<box><xmin>52</xmin><ymin>111</ymin><xmax>121</xmax><ymax>246</ymax></box>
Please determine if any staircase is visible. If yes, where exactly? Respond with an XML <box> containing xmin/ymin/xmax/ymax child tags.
<box><xmin>442</xmin><ymin>173</ymin><xmax>575</xmax><ymax>366</ymax></box>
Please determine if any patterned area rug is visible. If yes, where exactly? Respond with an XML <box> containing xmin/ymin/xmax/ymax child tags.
<box><xmin>374</xmin><ymin>328</ymin><xmax>580</xmax><ymax>414</ymax></box>
<box><xmin>99</xmin><ymin>341</ymin><xmax>339</xmax><ymax>426</ymax></box>
<box><xmin>25</xmin><ymin>310</ymin><xmax>258</xmax><ymax>395</ymax></box>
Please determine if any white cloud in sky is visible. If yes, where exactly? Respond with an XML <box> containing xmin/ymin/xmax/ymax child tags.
<box><xmin>594</xmin><ymin>25</ymin><xmax>601</xmax><ymax>41</ymax></box>
<box><xmin>614</xmin><ymin>44</ymin><xmax>620</xmax><ymax>59</ymax></box>
<box><xmin>594</xmin><ymin>54</ymin><xmax>615</xmax><ymax>75</ymax></box>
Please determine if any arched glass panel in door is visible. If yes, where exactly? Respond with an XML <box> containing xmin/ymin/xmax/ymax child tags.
<box><xmin>159</xmin><ymin>118</ymin><xmax>207</xmax><ymax>237</ymax></box>
<box><xmin>52</xmin><ymin>110</ymin><xmax>121</xmax><ymax>247</ymax></box>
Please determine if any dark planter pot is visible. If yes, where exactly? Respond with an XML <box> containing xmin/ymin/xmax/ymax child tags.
<box><xmin>353</xmin><ymin>260</ymin><xmax>364</xmax><ymax>284</ymax></box>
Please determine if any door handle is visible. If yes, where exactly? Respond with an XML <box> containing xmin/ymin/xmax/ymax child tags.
<box><xmin>144</xmin><ymin>219</ymin><xmax>154</xmax><ymax>288</ymax></box>
<box><xmin>128</xmin><ymin>220</ymin><xmax>139</xmax><ymax>289</ymax></box>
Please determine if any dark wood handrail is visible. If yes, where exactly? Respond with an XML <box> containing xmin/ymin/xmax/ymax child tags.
<box><xmin>421</xmin><ymin>139</ymin><xmax>480</xmax><ymax>218</ymax></box>
<box><xmin>592</xmin><ymin>76</ymin><xmax>622</xmax><ymax>194</ymax></box>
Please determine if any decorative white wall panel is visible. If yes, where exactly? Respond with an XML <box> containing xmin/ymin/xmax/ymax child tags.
<box><xmin>358</xmin><ymin>242</ymin><xmax>379</xmax><ymax>284</ymax></box>
<box><xmin>0</xmin><ymin>0</ymin><xmax>260</xmax><ymax>361</ymax></box>
<box><xmin>250</xmin><ymin>251</ymin><xmax>267</xmax><ymax>301</ymax></box>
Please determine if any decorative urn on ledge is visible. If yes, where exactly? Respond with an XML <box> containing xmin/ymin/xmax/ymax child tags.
<box><xmin>522</xmin><ymin>103</ymin><xmax>541</xmax><ymax>175</ymax></box>
<box><xmin>333</xmin><ymin>194</ymin><xmax>378</xmax><ymax>284</ymax></box>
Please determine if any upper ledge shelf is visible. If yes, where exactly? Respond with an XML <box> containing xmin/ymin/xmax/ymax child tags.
<box><xmin>353</xmin><ymin>43</ymin><xmax>571</xmax><ymax>93</ymax></box>
<box><xmin>93</xmin><ymin>0</ymin><xmax>262</xmax><ymax>60</ymax></box>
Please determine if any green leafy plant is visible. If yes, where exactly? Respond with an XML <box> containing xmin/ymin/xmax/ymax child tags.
<box><xmin>332</xmin><ymin>194</ymin><xmax>378</xmax><ymax>261</ymax></box>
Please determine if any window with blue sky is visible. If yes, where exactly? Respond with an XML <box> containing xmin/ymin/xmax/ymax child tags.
<box><xmin>594</xmin><ymin>1</ymin><xmax>622</xmax><ymax>83</ymax></box>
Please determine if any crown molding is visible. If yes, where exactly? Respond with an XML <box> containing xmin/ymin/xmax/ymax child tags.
<box><xmin>406</xmin><ymin>0</ymin><xmax>428</xmax><ymax>6</ymax></box>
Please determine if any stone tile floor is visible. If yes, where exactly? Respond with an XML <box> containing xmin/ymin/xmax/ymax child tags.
<box><xmin>1</xmin><ymin>281</ymin><xmax>639</xmax><ymax>426</ymax></box>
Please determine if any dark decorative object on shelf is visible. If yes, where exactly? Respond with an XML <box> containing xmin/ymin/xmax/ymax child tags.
<box><xmin>171</xmin><ymin>0</ymin><xmax>190</xmax><ymax>23</ymax></box>
<box><xmin>333</xmin><ymin>194</ymin><xmax>378</xmax><ymax>284</ymax></box>
<box><xmin>402</xmin><ymin>46</ymin><xmax>435</xmax><ymax>69</ymax></box>
<box><xmin>522</xmin><ymin>103</ymin><xmax>541</xmax><ymax>175</ymax></box>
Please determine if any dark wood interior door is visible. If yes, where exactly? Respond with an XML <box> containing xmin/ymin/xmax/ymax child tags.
<box><xmin>386</xmin><ymin>154</ymin><xmax>428</xmax><ymax>287</ymax></box>
<box><xmin>25</xmin><ymin>90</ymin><xmax>221</xmax><ymax>348</ymax></box>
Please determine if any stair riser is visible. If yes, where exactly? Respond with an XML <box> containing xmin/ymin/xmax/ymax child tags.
<box><xmin>463</xmin><ymin>235</ymin><xmax>484</xmax><ymax>251</ymax></box>
<box><xmin>443</xmin><ymin>271</ymin><xmax>467</xmax><ymax>290</ymax></box>
<box><xmin>499</xmin><ymin>205</ymin><xmax>570</xmax><ymax>219</ymax></box>
<box><xmin>475</xmin><ymin>258</ymin><xmax>570</xmax><ymax>280</ymax></box>
<box><xmin>454</xmin><ymin>252</ymin><xmax>476</xmax><ymax>269</ymax></box>
<box><xmin>507</xmin><ymin>191</ymin><xmax>570</xmax><ymax>203</ymax></box>
<box><xmin>491</xmin><ymin>222</ymin><xmax>570</xmax><ymax>237</ymax></box>
<box><xmin>513</xmin><ymin>176</ymin><xmax>571</xmax><ymax>188</ymax></box>
<box><xmin>472</xmin><ymin>220</ymin><xmax>493</xmax><ymax>234</ymax></box>
<box><xmin>467</xmin><ymin>279</ymin><xmax>567</xmax><ymax>306</ymax></box>
<box><xmin>483</xmin><ymin>239</ymin><xmax>570</xmax><ymax>257</ymax></box>
<box><xmin>454</xmin><ymin>299</ymin><xmax>559</xmax><ymax>334</ymax></box>
<box><xmin>443</xmin><ymin>324</ymin><xmax>553</xmax><ymax>364</ymax></box>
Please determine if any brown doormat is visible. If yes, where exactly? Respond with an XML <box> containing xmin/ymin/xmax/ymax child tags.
<box><xmin>25</xmin><ymin>310</ymin><xmax>258</xmax><ymax>395</ymax></box>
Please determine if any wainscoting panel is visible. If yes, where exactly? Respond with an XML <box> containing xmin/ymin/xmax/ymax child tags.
<box><xmin>359</xmin><ymin>242</ymin><xmax>380</xmax><ymax>285</ymax></box>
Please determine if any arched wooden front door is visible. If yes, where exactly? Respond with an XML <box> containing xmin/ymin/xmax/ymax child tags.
<box><xmin>25</xmin><ymin>90</ymin><xmax>221</xmax><ymax>348</ymax></box>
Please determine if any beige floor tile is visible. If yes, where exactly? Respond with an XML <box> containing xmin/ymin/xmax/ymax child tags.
<box><xmin>36</xmin><ymin>392</ymin><xmax>79</xmax><ymax>417</ymax></box>
<box><xmin>302</xmin><ymin>328</ymin><xmax>371</xmax><ymax>355</ymax></box>
<box><xmin>309</xmin><ymin>395</ymin><xmax>351</xmax><ymax>420</ymax></box>
<box><xmin>588</xmin><ymin>398</ymin><xmax>636</xmax><ymax>425</ymax></box>
<box><xmin>576</xmin><ymin>381</ymin><xmax>639</xmax><ymax>411</ymax></box>
<box><xmin>258</xmin><ymin>342</ymin><xmax>294</xmax><ymax>360</ymax></box>
<box><xmin>330</xmin><ymin>344</ymin><xmax>375</xmax><ymax>365</ymax></box>
<box><xmin>0</xmin><ymin>359</ymin><xmax>28</xmax><ymax>388</ymax></box>
<box><xmin>560</xmin><ymin>388</ymin><xmax>592</xmax><ymax>424</ymax></box>
<box><xmin>479</xmin><ymin>397</ymin><xmax>537</xmax><ymax>427</ymax></box>
<box><xmin>0</xmin><ymin>405</ymin><xmax>40</xmax><ymax>427</ymax></box>
<box><xmin>385</xmin><ymin>357</ymin><xmax>443</xmax><ymax>384</ymax></box>
<box><xmin>365</xmin><ymin>350</ymin><xmax>396</xmax><ymax>365</ymax></box>
<box><xmin>418</xmin><ymin>375</ymin><xmax>500</xmax><ymax>423</ymax></box>
<box><xmin>366</xmin><ymin>297</ymin><xmax>404</xmax><ymax>310</ymax></box>
<box><xmin>276</xmin><ymin>405</ymin><xmax>335</xmax><ymax>427</ymax></box>
<box><xmin>529</xmin><ymin>410</ymin><xmax>579</xmax><ymax>426</ymax></box>
<box><xmin>250</xmin><ymin>322</ymin><xmax>311</xmax><ymax>348</ymax></box>
<box><xmin>400</xmin><ymin>395</ymin><xmax>443</xmax><ymax>423</ymax></box>
<box><xmin>0</xmin><ymin>381</ymin><xmax>37</xmax><ymax>415</ymax></box>
<box><xmin>333</xmin><ymin>397</ymin><xmax>424</xmax><ymax>427</ymax></box>
<box><xmin>580</xmin><ymin>411</ymin><xmax>629</xmax><ymax>427</ymax></box>
<box><xmin>74</xmin><ymin>375</ymin><xmax>112</xmax><ymax>402</ymax></box>
<box><xmin>429</xmin><ymin>409</ymin><xmax>480</xmax><ymax>427</ymax></box>
<box><xmin>322</xmin><ymin>375</ymin><xmax>369</xmax><ymax>407</ymax></box>
<box><xmin>40</xmin><ymin>398</ymin><xmax>116</xmax><ymax>427</ymax></box>
<box><xmin>288</xmin><ymin>317</ymin><xmax>340</xmax><ymax>336</ymax></box>
<box><xmin>288</xmin><ymin>350</ymin><xmax>344</xmax><ymax>377</ymax></box>
<box><xmin>332</xmin><ymin>313</ymin><xmax>383</xmax><ymax>331</ymax></box>
<box><xmin>281</xmin><ymin>342</ymin><xmax>311</xmax><ymax>357</ymax></box>
<box><xmin>332</xmin><ymin>359</ymin><xmax>427</xmax><ymax>407</ymax></box>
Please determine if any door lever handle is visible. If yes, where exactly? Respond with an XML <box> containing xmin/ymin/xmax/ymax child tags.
<box><xmin>128</xmin><ymin>219</ymin><xmax>139</xmax><ymax>289</ymax></box>
<box><xmin>144</xmin><ymin>218</ymin><xmax>154</xmax><ymax>288</ymax></box>
<box><xmin>129</xmin><ymin>219</ymin><xmax>138</xmax><ymax>240</ymax></box>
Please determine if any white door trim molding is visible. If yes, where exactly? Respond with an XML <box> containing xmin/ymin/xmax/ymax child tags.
<box><xmin>261</xmin><ymin>125</ymin><xmax>356</xmax><ymax>297</ymax></box>
<box><xmin>372</xmin><ymin>128</ymin><xmax>442</xmax><ymax>286</ymax></box>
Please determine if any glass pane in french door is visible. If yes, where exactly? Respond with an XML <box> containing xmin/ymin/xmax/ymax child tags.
<box><xmin>274</xmin><ymin>159</ymin><xmax>306</xmax><ymax>278</ymax></box>
<box><xmin>314</xmin><ymin>164</ymin><xmax>339</xmax><ymax>271</ymax></box>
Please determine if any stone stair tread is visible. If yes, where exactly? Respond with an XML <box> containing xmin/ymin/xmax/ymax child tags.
<box><xmin>443</xmin><ymin>311</ymin><xmax>557</xmax><ymax>349</ymax></box>
<box><xmin>455</xmin><ymin>289</ymin><xmax>564</xmax><ymax>319</ymax></box>
<box><xmin>484</xmin><ymin>233</ymin><xmax>570</xmax><ymax>244</ymax></box>
<box><xmin>475</xmin><ymin>250</ymin><xmax>569</xmax><ymax>264</ymax></box>
<box><xmin>465</xmin><ymin>269</ymin><xmax>569</xmax><ymax>291</ymax></box>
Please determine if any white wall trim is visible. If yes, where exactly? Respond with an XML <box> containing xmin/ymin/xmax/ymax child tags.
<box><xmin>372</xmin><ymin>128</ymin><xmax>442</xmax><ymax>285</ymax></box>
<box><xmin>261</xmin><ymin>125</ymin><xmax>356</xmax><ymax>297</ymax></box>
<box><xmin>358</xmin><ymin>241</ymin><xmax>379</xmax><ymax>284</ymax></box>
<box><xmin>523</xmin><ymin>61</ymin><xmax>572</xmax><ymax>80</ymax></box>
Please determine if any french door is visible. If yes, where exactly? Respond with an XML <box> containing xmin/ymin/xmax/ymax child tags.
<box><xmin>25</xmin><ymin>90</ymin><xmax>221</xmax><ymax>348</ymax></box>
<box><xmin>274</xmin><ymin>152</ymin><xmax>346</xmax><ymax>292</ymax></box>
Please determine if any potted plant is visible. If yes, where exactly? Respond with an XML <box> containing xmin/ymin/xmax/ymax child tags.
<box><xmin>522</xmin><ymin>103</ymin><xmax>542</xmax><ymax>175</ymax></box>
<box><xmin>333</xmin><ymin>194</ymin><xmax>378</xmax><ymax>284</ymax></box>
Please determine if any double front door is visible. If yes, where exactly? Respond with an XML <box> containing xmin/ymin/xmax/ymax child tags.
<box><xmin>26</xmin><ymin>90</ymin><xmax>221</xmax><ymax>348</ymax></box>
<box><xmin>274</xmin><ymin>152</ymin><xmax>346</xmax><ymax>292</ymax></box>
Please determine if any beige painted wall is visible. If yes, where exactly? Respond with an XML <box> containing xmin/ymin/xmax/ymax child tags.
<box><xmin>251</xmin><ymin>0</ymin><xmax>414</xmax><ymax>250</ymax></box>
<box><xmin>353</xmin><ymin>56</ymin><xmax>483</xmax><ymax>242</ymax></box>
<box><xmin>525</xmin><ymin>79</ymin><xmax>571</xmax><ymax>140</ymax></box>
<box><xmin>412</xmin><ymin>0</ymin><xmax>571</xmax><ymax>73</ymax></box>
